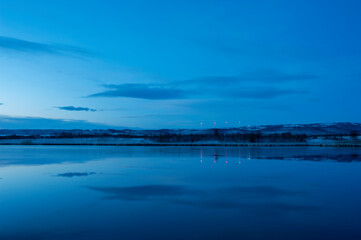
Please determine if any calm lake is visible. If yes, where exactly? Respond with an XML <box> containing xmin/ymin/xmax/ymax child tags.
<box><xmin>1</xmin><ymin>145</ymin><xmax>361</xmax><ymax>240</ymax></box>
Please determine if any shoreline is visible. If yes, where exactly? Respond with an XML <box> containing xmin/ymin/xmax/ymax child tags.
<box><xmin>0</xmin><ymin>142</ymin><xmax>361</xmax><ymax>147</ymax></box>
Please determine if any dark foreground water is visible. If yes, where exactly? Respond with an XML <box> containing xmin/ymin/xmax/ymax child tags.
<box><xmin>1</xmin><ymin>146</ymin><xmax>361</xmax><ymax>240</ymax></box>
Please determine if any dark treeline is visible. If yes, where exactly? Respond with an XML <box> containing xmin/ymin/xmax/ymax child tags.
<box><xmin>146</xmin><ymin>131</ymin><xmax>308</xmax><ymax>143</ymax></box>
<box><xmin>0</xmin><ymin>128</ymin><xmax>359</xmax><ymax>143</ymax></box>
<box><xmin>0</xmin><ymin>130</ymin><xmax>310</xmax><ymax>143</ymax></box>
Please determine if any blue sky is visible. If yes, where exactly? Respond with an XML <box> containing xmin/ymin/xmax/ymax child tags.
<box><xmin>0</xmin><ymin>0</ymin><xmax>361</xmax><ymax>129</ymax></box>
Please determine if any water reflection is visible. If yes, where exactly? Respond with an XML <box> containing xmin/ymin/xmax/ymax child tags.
<box><xmin>197</xmin><ymin>147</ymin><xmax>361</xmax><ymax>163</ymax></box>
<box><xmin>1</xmin><ymin>146</ymin><xmax>361</xmax><ymax>240</ymax></box>
<box><xmin>1</xmin><ymin>146</ymin><xmax>361</xmax><ymax>168</ymax></box>
<box><xmin>87</xmin><ymin>185</ymin><xmax>189</xmax><ymax>200</ymax></box>
<box><xmin>260</xmin><ymin>154</ymin><xmax>361</xmax><ymax>162</ymax></box>
<box><xmin>200</xmin><ymin>148</ymin><xmax>202</xmax><ymax>163</ymax></box>
<box><xmin>87</xmin><ymin>184</ymin><xmax>316</xmax><ymax>213</ymax></box>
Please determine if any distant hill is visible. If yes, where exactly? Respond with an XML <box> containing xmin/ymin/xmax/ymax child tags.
<box><xmin>0</xmin><ymin>122</ymin><xmax>360</xmax><ymax>145</ymax></box>
<box><xmin>0</xmin><ymin>122</ymin><xmax>360</xmax><ymax>137</ymax></box>
<box><xmin>229</xmin><ymin>122</ymin><xmax>361</xmax><ymax>136</ymax></box>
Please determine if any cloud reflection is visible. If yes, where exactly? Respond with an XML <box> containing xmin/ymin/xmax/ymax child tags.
<box><xmin>86</xmin><ymin>185</ymin><xmax>189</xmax><ymax>200</ymax></box>
<box><xmin>221</xmin><ymin>186</ymin><xmax>305</xmax><ymax>198</ymax></box>
<box><xmin>87</xmin><ymin>184</ymin><xmax>317</xmax><ymax>213</ymax></box>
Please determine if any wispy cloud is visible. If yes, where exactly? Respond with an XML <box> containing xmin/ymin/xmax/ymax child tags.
<box><xmin>0</xmin><ymin>115</ymin><xmax>117</xmax><ymax>129</ymax></box>
<box><xmin>87</xmin><ymin>84</ymin><xmax>187</xmax><ymax>100</ymax></box>
<box><xmin>56</xmin><ymin>106</ymin><xmax>97</xmax><ymax>112</ymax></box>
<box><xmin>191</xmin><ymin>37</ymin><xmax>321</xmax><ymax>61</ymax></box>
<box><xmin>226</xmin><ymin>87</ymin><xmax>305</xmax><ymax>99</ymax></box>
<box><xmin>0</xmin><ymin>36</ymin><xmax>95</xmax><ymax>57</ymax></box>
<box><xmin>56</xmin><ymin>172</ymin><xmax>96</xmax><ymax>178</ymax></box>
<box><xmin>87</xmin><ymin>70</ymin><xmax>311</xmax><ymax>100</ymax></box>
<box><xmin>181</xmin><ymin>71</ymin><xmax>318</xmax><ymax>86</ymax></box>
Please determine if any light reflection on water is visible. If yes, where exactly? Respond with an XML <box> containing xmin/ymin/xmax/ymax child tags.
<box><xmin>0</xmin><ymin>145</ymin><xmax>361</xmax><ymax>240</ymax></box>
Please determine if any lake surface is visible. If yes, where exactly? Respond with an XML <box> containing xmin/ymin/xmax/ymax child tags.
<box><xmin>1</xmin><ymin>146</ymin><xmax>361</xmax><ymax>240</ymax></box>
